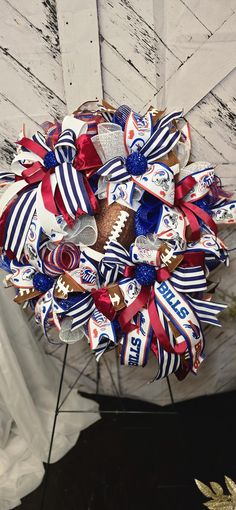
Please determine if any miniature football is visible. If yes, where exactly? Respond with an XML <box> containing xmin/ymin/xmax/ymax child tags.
<box><xmin>91</xmin><ymin>199</ymin><xmax>135</xmax><ymax>254</ymax></box>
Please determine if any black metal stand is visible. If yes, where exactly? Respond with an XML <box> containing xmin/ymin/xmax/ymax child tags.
<box><xmin>40</xmin><ymin>344</ymin><xmax>175</xmax><ymax>510</ymax></box>
<box><xmin>40</xmin><ymin>344</ymin><xmax>69</xmax><ymax>510</ymax></box>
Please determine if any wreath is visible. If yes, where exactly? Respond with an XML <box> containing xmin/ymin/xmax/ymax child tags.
<box><xmin>0</xmin><ymin>100</ymin><xmax>235</xmax><ymax>381</ymax></box>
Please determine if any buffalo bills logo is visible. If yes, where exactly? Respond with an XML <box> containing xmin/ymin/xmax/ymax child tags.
<box><xmin>198</xmin><ymin>171</ymin><xmax>215</xmax><ymax>191</ymax></box>
<box><xmin>152</xmin><ymin>169</ymin><xmax>172</xmax><ymax>191</ymax></box>
<box><xmin>92</xmin><ymin>309</ymin><xmax>109</xmax><ymax>326</ymax></box>
<box><xmin>127</xmin><ymin>280</ymin><xmax>140</xmax><ymax>299</ymax></box>
<box><xmin>81</xmin><ymin>266</ymin><xmax>97</xmax><ymax>286</ymax></box>
<box><xmin>184</xmin><ymin>320</ymin><xmax>201</xmax><ymax>340</ymax></box>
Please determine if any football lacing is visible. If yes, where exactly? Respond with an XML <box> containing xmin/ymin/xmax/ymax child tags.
<box><xmin>105</xmin><ymin>210</ymin><xmax>129</xmax><ymax>248</ymax></box>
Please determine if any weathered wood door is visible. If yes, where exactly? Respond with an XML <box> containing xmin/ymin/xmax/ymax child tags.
<box><xmin>0</xmin><ymin>0</ymin><xmax>236</xmax><ymax>404</ymax></box>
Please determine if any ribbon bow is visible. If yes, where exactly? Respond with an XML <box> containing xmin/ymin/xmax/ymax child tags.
<box><xmin>175</xmin><ymin>166</ymin><xmax>218</xmax><ymax>240</ymax></box>
<box><xmin>0</xmin><ymin>117</ymin><xmax>99</xmax><ymax>259</ymax></box>
<box><xmin>96</xmin><ymin>111</ymin><xmax>182</xmax><ymax>205</ymax></box>
<box><xmin>19</xmin><ymin>122</ymin><xmax>97</xmax><ymax>220</ymax></box>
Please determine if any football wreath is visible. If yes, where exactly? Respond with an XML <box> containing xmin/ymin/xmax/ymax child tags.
<box><xmin>0</xmin><ymin>100</ymin><xmax>235</xmax><ymax>381</ymax></box>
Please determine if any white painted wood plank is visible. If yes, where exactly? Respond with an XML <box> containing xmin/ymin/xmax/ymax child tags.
<box><xmin>101</xmin><ymin>42</ymin><xmax>155</xmax><ymax>112</ymax></box>
<box><xmin>189</xmin><ymin>125</ymin><xmax>228</xmax><ymax>164</ymax></box>
<box><xmin>187</xmin><ymin>95</ymin><xmax>236</xmax><ymax>163</ymax></box>
<box><xmin>153</xmin><ymin>13</ymin><xmax>236</xmax><ymax>113</ymax></box>
<box><xmin>6</xmin><ymin>0</ymin><xmax>61</xmax><ymax>60</ymax></box>
<box><xmin>153</xmin><ymin>0</ymin><xmax>211</xmax><ymax>63</ymax></box>
<box><xmin>98</xmin><ymin>0</ymin><xmax>180</xmax><ymax>97</ymax></box>
<box><xmin>0</xmin><ymin>0</ymin><xmax>65</xmax><ymax>99</ymax></box>
<box><xmin>182</xmin><ymin>0</ymin><xmax>236</xmax><ymax>33</ymax></box>
<box><xmin>0</xmin><ymin>49</ymin><xmax>66</xmax><ymax>124</ymax></box>
<box><xmin>57</xmin><ymin>0</ymin><xmax>102</xmax><ymax>112</ymax></box>
<box><xmin>0</xmin><ymin>94</ymin><xmax>42</xmax><ymax>168</ymax></box>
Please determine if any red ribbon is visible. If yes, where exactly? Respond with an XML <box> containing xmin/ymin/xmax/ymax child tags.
<box><xmin>123</xmin><ymin>266</ymin><xmax>135</xmax><ymax>278</ymax></box>
<box><xmin>22</xmin><ymin>162</ymin><xmax>46</xmax><ymax>184</ymax></box>
<box><xmin>181</xmin><ymin>251</ymin><xmax>205</xmax><ymax>268</ymax></box>
<box><xmin>74</xmin><ymin>134</ymin><xmax>102</xmax><ymax>178</ymax></box>
<box><xmin>17</xmin><ymin>135</ymin><xmax>99</xmax><ymax>222</ymax></box>
<box><xmin>156</xmin><ymin>266</ymin><xmax>171</xmax><ymax>282</ymax></box>
<box><xmin>42</xmin><ymin>170</ymin><xmax>58</xmax><ymax>215</ymax></box>
<box><xmin>17</xmin><ymin>137</ymin><xmax>48</xmax><ymax>159</ymax></box>
<box><xmin>148</xmin><ymin>290</ymin><xmax>186</xmax><ymax>354</ymax></box>
<box><xmin>175</xmin><ymin>176</ymin><xmax>217</xmax><ymax>240</ymax></box>
<box><xmin>91</xmin><ymin>288</ymin><xmax>116</xmax><ymax>321</ymax></box>
<box><xmin>118</xmin><ymin>286</ymin><xmax>150</xmax><ymax>333</ymax></box>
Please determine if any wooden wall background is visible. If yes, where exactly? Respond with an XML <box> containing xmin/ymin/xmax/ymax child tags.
<box><xmin>0</xmin><ymin>0</ymin><xmax>236</xmax><ymax>405</ymax></box>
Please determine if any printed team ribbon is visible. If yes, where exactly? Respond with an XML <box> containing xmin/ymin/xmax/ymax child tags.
<box><xmin>124</xmin><ymin>111</ymin><xmax>153</xmax><ymax>153</ymax></box>
<box><xmin>211</xmin><ymin>201</ymin><xmax>236</xmax><ymax>224</ymax></box>
<box><xmin>175</xmin><ymin>163</ymin><xmax>218</xmax><ymax>240</ymax></box>
<box><xmin>120</xmin><ymin>308</ymin><xmax>153</xmax><ymax>366</ymax></box>
<box><xmin>155</xmin><ymin>204</ymin><xmax>187</xmax><ymax>242</ymax></box>
<box><xmin>88</xmin><ymin>308</ymin><xmax>117</xmax><ymax>361</ymax></box>
<box><xmin>96</xmin><ymin>111</ymin><xmax>182</xmax><ymax>204</ymax></box>
<box><xmin>185</xmin><ymin>233</ymin><xmax>228</xmax><ymax>263</ymax></box>
<box><xmin>24</xmin><ymin>214</ymin><xmax>45</xmax><ymax>271</ymax></box>
<box><xmin>132</xmin><ymin>163</ymin><xmax>175</xmax><ymax>205</ymax></box>
<box><xmin>154</xmin><ymin>280</ymin><xmax>205</xmax><ymax>373</ymax></box>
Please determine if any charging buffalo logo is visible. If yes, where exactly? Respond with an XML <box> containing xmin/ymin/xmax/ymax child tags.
<box><xmin>184</xmin><ymin>320</ymin><xmax>201</xmax><ymax>340</ymax></box>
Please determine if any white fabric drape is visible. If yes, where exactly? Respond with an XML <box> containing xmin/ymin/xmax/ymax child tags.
<box><xmin>0</xmin><ymin>274</ymin><xmax>100</xmax><ymax>510</ymax></box>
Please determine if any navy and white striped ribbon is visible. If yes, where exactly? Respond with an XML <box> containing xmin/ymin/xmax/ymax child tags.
<box><xmin>98</xmin><ymin>240</ymin><xmax>133</xmax><ymax>285</ymax></box>
<box><xmin>96</xmin><ymin>157</ymin><xmax>129</xmax><ymax>182</ymax></box>
<box><xmin>4</xmin><ymin>188</ymin><xmax>37</xmax><ymax>260</ymax></box>
<box><xmin>154</xmin><ymin>305</ymin><xmax>181</xmax><ymax>379</ymax></box>
<box><xmin>140</xmin><ymin>127</ymin><xmax>181</xmax><ymax>163</ymax></box>
<box><xmin>170</xmin><ymin>266</ymin><xmax>207</xmax><ymax>293</ymax></box>
<box><xmin>32</xmin><ymin>131</ymin><xmax>50</xmax><ymax>153</ymax></box>
<box><xmin>102</xmin><ymin>241</ymin><xmax>134</xmax><ymax>269</ymax></box>
<box><xmin>67</xmin><ymin>292</ymin><xmax>95</xmax><ymax>331</ymax></box>
<box><xmin>93</xmin><ymin>335</ymin><xmax>111</xmax><ymax>361</ymax></box>
<box><xmin>55</xmin><ymin>162</ymin><xmax>93</xmax><ymax>216</ymax></box>
<box><xmin>155</xmin><ymin>343</ymin><xmax>181</xmax><ymax>379</ymax></box>
<box><xmin>34</xmin><ymin>128</ymin><xmax>94</xmax><ymax>217</ymax></box>
<box><xmin>0</xmin><ymin>171</ymin><xmax>15</xmax><ymax>182</ymax></box>
<box><xmin>98</xmin><ymin>260</ymin><xmax>119</xmax><ymax>286</ymax></box>
<box><xmin>154</xmin><ymin>111</ymin><xmax>183</xmax><ymax>131</ymax></box>
<box><xmin>188</xmin><ymin>296</ymin><xmax>226</xmax><ymax>327</ymax></box>
<box><xmin>54</xmin><ymin>129</ymin><xmax>76</xmax><ymax>163</ymax></box>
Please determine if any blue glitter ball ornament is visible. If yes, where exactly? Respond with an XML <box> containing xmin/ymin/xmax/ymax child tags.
<box><xmin>126</xmin><ymin>152</ymin><xmax>147</xmax><ymax>176</ymax></box>
<box><xmin>135</xmin><ymin>263</ymin><xmax>156</xmax><ymax>286</ymax></box>
<box><xmin>33</xmin><ymin>273</ymin><xmax>54</xmax><ymax>293</ymax></box>
<box><xmin>44</xmin><ymin>151</ymin><xmax>57</xmax><ymax>170</ymax></box>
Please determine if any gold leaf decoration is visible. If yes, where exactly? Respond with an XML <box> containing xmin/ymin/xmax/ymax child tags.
<box><xmin>210</xmin><ymin>482</ymin><xmax>224</xmax><ymax>496</ymax></box>
<box><xmin>225</xmin><ymin>476</ymin><xmax>236</xmax><ymax>496</ymax></box>
<box><xmin>195</xmin><ymin>479</ymin><xmax>216</xmax><ymax>499</ymax></box>
<box><xmin>195</xmin><ymin>477</ymin><xmax>235</xmax><ymax>509</ymax></box>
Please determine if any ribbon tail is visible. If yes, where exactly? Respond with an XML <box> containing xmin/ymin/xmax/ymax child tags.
<box><xmin>185</xmin><ymin>201</ymin><xmax>217</xmax><ymax>236</ymax></box>
<box><xmin>148</xmin><ymin>291</ymin><xmax>176</xmax><ymax>354</ymax></box>
<box><xmin>118</xmin><ymin>286</ymin><xmax>150</xmax><ymax>333</ymax></box>
<box><xmin>41</xmin><ymin>171</ymin><xmax>58</xmax><ymax>215</ymax></box>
